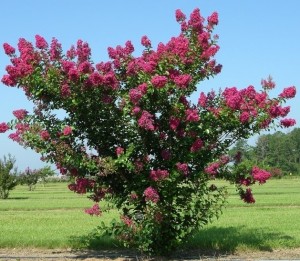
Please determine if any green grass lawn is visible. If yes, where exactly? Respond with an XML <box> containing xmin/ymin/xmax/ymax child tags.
<box><xmin>0</xmin><ymin>178</ymin><xmax>300</xmax><ymax>253</ymax></box>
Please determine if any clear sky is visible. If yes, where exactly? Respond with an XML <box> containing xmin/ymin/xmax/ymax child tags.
<box><xmin>0</xmin><ymin>0</ymin><xmax>299</xmax><ymax>171</ymax></box>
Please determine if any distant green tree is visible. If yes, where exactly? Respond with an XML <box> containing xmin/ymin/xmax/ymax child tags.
<box><xmin>19</xmin><ymin>166</ymin><xmax>56</xmax><ymax>190</ymax></box>
<box><xmin>0</xmin><ymin>154</ymin><xmax>18</xmax><ymax>199</ymax></box>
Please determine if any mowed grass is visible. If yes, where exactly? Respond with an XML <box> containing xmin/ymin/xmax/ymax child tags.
<box><xmin>0</xmin><ymin>178</ymin><xmax>300</xmax><ymax>253</ymax></box>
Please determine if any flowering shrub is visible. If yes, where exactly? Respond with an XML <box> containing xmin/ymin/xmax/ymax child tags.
<box><xmin>0</xmin><ymin>8</ymin><xmax>296</xmax><ymax>254</ymax></box>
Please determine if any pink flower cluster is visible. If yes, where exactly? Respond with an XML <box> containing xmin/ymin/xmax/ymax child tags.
<box><xmin>40</xmin><ymin>130</ymin><xmax>50</xmax><ymax>141</ymax></box>
<box><xmin>63</xmin><ymin>126</ymin><xmax>72</xmax><ymax>136</ymax></box>
<box><xmin>173</xmin><ymin>74</ymin><xmax>191</xmax><ymax>88</ymax></box>
<box><xmin>116</xmin><ymin>147</ymin><xmax>124</xmax><ymax>156</ymax></box>
<box><xmin>3</xmin><ymin>43</ymin><xmax>15</xmax><ymax>56</ymax></box>
<box><xmin>279</xmin><ymin>86</ymin><xmax>296</xmax><ymax>99</ymax></box>
<box><xmin>68</xmin><ymin>178</ymin><xmax>94</xmax><ymax>194</ymax></box>
<box><xmin>240</xmin><ymin>188</ymin><xmax>255</xmax><ymax>203</ymax></box>
<box><xmin>190</xmin><ymin>138</ymin><xmax>203</xmax><ymax>152</ymax></box>
<box><xmin>85</xmin><ymin>204</ymin><xmax>101</xmax><ymax>216</ymax></box>
<box><xmin>161</xmin><ymin>149</ymin><xmax>171</xmax><ymax>160</ymax></box>
<box><xmin>35</xmin><ymin>35</ymin><xmax>48</xmax><ymax>49</ymax></box>
<box><xmin>0</xmin><ymin>122</ymin><xmax>9</xmax><ymax>133</ymax></box>
<box><xmin>141</xmin><ymin>35</ymin><xmax>151</xmax><ymax>47</ymax></box>
<box><xmin>280</xmin><ymin>118</ymin><xmax>296</xmax><ymax>128</ymax></box>
<box><xmin>13</xmin><ymin>109</ymin><xmax>28</xmax><ymax>120</ymax></box>
<box><xmin>251</xmin><ymin>166</ymin><xmax>271</xmax><ymax>184</ymax></box>
<box><xmin>204</xmin><ymin>162</ymin><xmax>220</xmax><ymax>176</ymax></box>
<box><xmin>176</xmin><ymin>162</ymin><xmax>189</xmax><ymax>176</ymax></box>
<box><xmin>150</xmin><ymin>169</ymin><xmax>169</xmax><ymax>181</ymax></box>
<box><xmin>185</xmin><ymin>108</ymin><xmax>199</xmax><ymax>122</ymax></box>
<box><xmin>151</xmin><ymin>75</ymin><xmax>168</xmax><ymax>88</ymax></box>
<box><xmin>144</xmin><ymin>186</ymin><xmax>159</xmax><ymax>203</ymax></box>
<box><xmin>169</xmin><ymin>116</ymin><xmax>180</xmax><ymax>130</ymax></box>
<box><xmin>138</xmin><ymin>111</ymin><xmax>155</xmax><ymax>131</ymax></box>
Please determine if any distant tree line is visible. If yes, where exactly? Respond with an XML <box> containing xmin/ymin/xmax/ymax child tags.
<box><xmin>0</xmin><ymin>154</ymin><xmax>57</xmax><ymax>199</ymax></box>
<box><xmin>229</xmin><ymin>128</ymin><xmax>300</xmax><ymax>177</ymax></box>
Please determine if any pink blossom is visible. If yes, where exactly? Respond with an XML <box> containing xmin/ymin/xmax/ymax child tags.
<box><xmin>261</xmin><ymin>76</ymin><xmax>275</xmax><ymax>90</ymax></box>
<box><xmin>150</xmin><ymin>169</ymin><xmax>169</xmax><ymax>181</ymax></box>
<box><xmin>40</xmin><ymin>130</ymin><xmax>50</xmax><ymax>141</ymax></box>
<box><xmin>207</xmin><ymin>12</ymin><xmax>219</xmax><ymax>26</ymax></box>
<box><xmin>1</xmin><ymin>74</ymin><xmax>17</xmax><ymax>86</ymax></box>
<box><xmin>144</xmin><ymin>187</ymin><xmax>159</xmax><ymax>203</ymax></box>
<box><xmin>61</xmin><ymin>83</ymin><xmax>71</xmax><ymax>97</ymax></box>
<box><xmin>89</xmin><ymin>72</ymin><xmax>103</xmax><ymax>86</ymax></box>
<box><xmin>175</xmin><ymin>9</ymin><xmax>186</xmax><ymax>22</ymax></box>
<box><xmin>169</xmin><ymin>116</ymin><xmax>180</xmax><ymax>130</ymax></box>
<box><xmin>116</xmin><ymin>147</ymin><xmax>124</xmax><ymax>156</ymax></box>
<box><xmin>129</xmin><ymin>88</ymin><xmax>143</xmax><ymax>104</ymax></box>
<box><xmin>8</xmin><ymin>132</ymin><xmax>21</xmax><ymax>142</ymax></box>
<box><xmin>240</xmin><ymin>188</ymin><xmax>255</xmax><ymax>203</ymax></box>
<box><xmin>13</xmin><ymin>109</ymin><xmax>28</xmax><ymax>120</ymax></box>
<box><xmin>137</xmin><ymin>83</ymin><xmax>148</xmax><ymax>94</ymax></box>
<box><xmin>141</xmin><ymin>35</ymin><xmax>151</xmax><ymax>47</ymax></box>
<box><xmin>223</xmin><ymin>87</ymin><xmax>242</xmax><ymax>110</ymax></box>
<box><xmin>190</xmin><ymin>138</ymin><xmax>203</xmax><ymax>152</ymax></box>
<box><xmin>76</xmin><ymin>40</ymin><xmax>91</xmax><ymax>63</ymax></box>
<box><xmin>35</xmin><ymin>35</ymin><xmax>48</xmax><ymax>49</ymax></box>
<box><xmin>188</xmin><ymin>8</ymin><xmax>204</xmax><ymax>31</ymax></box>
<box><xmin>161</xmin><ymin>149</ymin><xmax>171</xmax><ymax>160</ymax></box>
<box><xmin>279</xmin><ymin>86</ymin><xmax>296</xmax><ymax>99</ymax></box>
<box><xmin>198</xmin><ymin>92</ymin><xmax>207</xmax><ymax>107</ymax></box>
<box><xmin>151</xmin><ymin>75</ymin><xmax>168</xmax><ymax>88</ymax></box>
<box><xmin>165</xmin><ymin>35</ymin><xmax>189</xmax><ymax>60</ymax></box>
<box><xmin>16</xmin><ymin>123</ymin><xmax>29</xmax><ymax>133</ymax></box>
<box><xmin>280</xmin><ymin>118</ymin><xmax>296</xmax><ymax>128</ymax></box>
<box><xmin>138</xmin><ymin>111</ymin><xmax>155</xmax><ymax>131</ymax></box>
<box><xmin>0</xmin><ymin>122</ymin><xmax>9</xmax><ymax>133</ymax></box>
<box><xmin>68</xmin><ymin>68</ymin><xmax>79</xmax><ymax>81</ymax></box>
<box><xmin>101</xmin><ymin>95</ymin><xmax>114</xmax><ymax>104</ymax></box>
<box><xmin>63</xmin><ymin>126</ymin><xmax>72</xmax><ymax>136</ymax></box>
<box><xmin>239</xmin><ymin>111</ymin><xmax>250</xmax><ymax>123</ymax></box>
<box><xmin>3</xmin><ymin>43</ymin><xmax>15</xmax><ymax>56</ymax></box>
<box><xmin>85</xmin><ymin>204</ymin><xmax>101</xmax><ymax>216</ymax></box>
<box><xmin>239</xmin><ymin>177</ymin><xmax>252</xmax><ymax>186</ymax></box>
<box><xmin>201</xmin><ymin>45</ymin><xmax>220</xmax><ymax>60</ymax></box>
<box><xmin>176</xmin><ymin>162</ymin><xmax>189</xmax><ymax>176</ymax></box>
<box><xmin>125</xmin><ymin>40</ymin><xmax>134</xmax><ymax>55</ymax></box>
<box><xmin>185</xmin><ymin>109</ymin><xmax>199</xmax><ymax>122</ymax></box>
<box><xmin>251</xmin><ymin>166</ymin><xmax>271</xmax><ymax>184</ymax></box>
<box><xmin>50</xmin><ymin>38</ymin><xmax>62</xmax><ymax>60</ymax></box>
<box><xmin>61</xmin><ymin>60</ymin><xmax>75</xmax><ymax>74</ymax></box>
<box><xmin>66</xmin><ymin>45</ymin><xmax>76</xmax><ymax>59</ymax></box>
<box><xmin>204</xmin><ymin>162</ymin><xmax>220</xmax><ymax>176</ymax></box>
<box><xmin>132</xmin><ymin>106</ymin><xmax>141</xmax><ymax>115</ymax></box>
<box><xmin>78</xmin><ymin>61</ymin><xmax>93</xmax><ymax>74</ymax></box>
<box><xmin>174</xmin><ymin>74</ymin><xmax>192</xmax><ymax>88</ymax></box>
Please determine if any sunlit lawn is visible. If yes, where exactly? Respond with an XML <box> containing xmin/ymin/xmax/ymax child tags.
<box><xmin>0</xmin><ymin>178</ymin><xmax>299</xmax><ymax>253</ymax></box>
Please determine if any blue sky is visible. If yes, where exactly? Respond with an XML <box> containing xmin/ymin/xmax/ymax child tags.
<box><xmin>0</xmin><ymin>0</ymin><xmax>299</xmax><ymax>171</ymax></box>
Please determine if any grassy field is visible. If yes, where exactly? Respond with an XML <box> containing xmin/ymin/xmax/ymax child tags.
<box><xmin>0</xmin><ymin>178</ymin><xmax>300</xmax><ymax>253</ymax></box>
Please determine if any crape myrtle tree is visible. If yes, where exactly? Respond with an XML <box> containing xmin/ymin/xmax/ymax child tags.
<box><xmin>0</xmin><ymin>8</ymin><xmax>296</xmax><ymax>254</ymax></box>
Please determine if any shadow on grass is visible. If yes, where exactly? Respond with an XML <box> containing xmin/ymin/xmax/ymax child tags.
<box><xmin>3</xmin><ymin>197</ymin><xmax>29</xmax><ymax>200</ymax></box>
<box><xmin>184</xmin><ymin>225</ymin><xmax>294</xmax><ymax>254</ymax></box>
<box><xmin>68</xmin><ymin>226</ymin><xmax>295</xmax><ymax>259</ymax></box>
